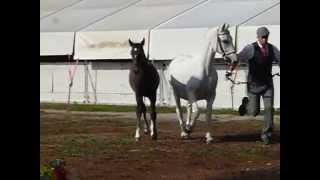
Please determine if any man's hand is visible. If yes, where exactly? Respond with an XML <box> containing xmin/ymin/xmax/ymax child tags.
<box><xmin>225</xmin><ymin>70</ymin><xmax>232</xmax><ymax>78</ymax></box>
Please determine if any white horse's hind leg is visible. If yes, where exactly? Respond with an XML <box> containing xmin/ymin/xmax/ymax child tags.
<box><xmin>173</xmin><ymin>92</ymin><xmax>188</xmax><ymax>138</ymax></box>
<box><xmin>186</xmin><ymin>102</ymin><xmax>199</xmax><ymax>134</ymax></box>
<box><xmin>205</xmin><ymin>96</ymin><xmax>215</xmax><ymax>144</ymax></box>
<box><xmin>185</xmin><ymin>90</ymin><xmax>200</xmax><ymax>134</ymax></box>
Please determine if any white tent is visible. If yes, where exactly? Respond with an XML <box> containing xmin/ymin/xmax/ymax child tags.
<box><xmin>74</xmin><ymin>0</ymin><xmax>280</xmax><ymax>60</ymax></box>
<box><xmin>41</xmin><ymin>0</ymin><xmax>280</xmax><ymax>59</ymax></box>
<box><xmin>74</xmin><ymin>0</ymin><xmax>208</xmax><ymax>60</ymax></box>
<box><xmin>149</xmin><ymin>0</ymin><xmax>280</xmax><ymax>60</ymax></box>
<box><xmin>40</xmin><ymin>0</ymin><xmax>280</xmax><ymax>108</ymax></box>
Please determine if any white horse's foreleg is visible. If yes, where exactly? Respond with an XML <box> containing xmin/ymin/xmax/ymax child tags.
<box><xmin>186</xmin><ymin>102</ymin><xmax>199</xmax><ymax>134</ymax></box>
<box><xmin>186</xmin><ymin>91</ymin><xmax>199</xmax><ymax>134</ymax></box>
<box><xmin>186</xmin><ymin>102</ymin><xmax>192</xmax><ymax>133</ymax></box>
<box><xmin>173</xmin><ymin>93</ymin><xmax>188</xmax><ymax>138</ymax></box>
<box><xmin>205</xmin><ymin>96</ymin><xmax>215</xmax><ymax>144</ymax></box>
<box><xmin>190</xmin><ymin>102</ymin><xmax>200</xmax><ymax>128</ymax></box>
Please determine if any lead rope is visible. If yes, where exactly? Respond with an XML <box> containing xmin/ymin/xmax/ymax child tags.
<box><xmin>230</xmin><ymin>25</ymin><xmax>239</xmax><ymax>109</ymax></box>
<box><xmin>230</xmin><ymin>63</ymin><xmax>240</xmax><ymax>109</ymax></box>
<box><xmin>67</xmin><ymin>57</ymin><xmax>79</xmax><ymax>104</ymax></box>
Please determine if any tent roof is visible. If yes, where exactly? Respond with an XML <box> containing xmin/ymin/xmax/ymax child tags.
<box><xmin>81</xmin><ymin>0</ymin><xmax>208</xmax><ymax>31</ymax></box>
<box><xmin>40</xmin><ymin>0</ymin><xmax>82</xmax><ymax>18</ymax></box>
<box><xmin>40</xmin><ymin>0</ymin><xmax>141</xmax><ymax>32</ymax></box>
<box><xmin>40</xmin><ymin>0</ymin><xmax>280</xmax><ymax>58</ymax></box>
<box><xmin>156</xmin><ymin>0</ymin><xmax>279</xmax><ymax>29</ymax></box>
<box><xmin>241</xmin><ymin>3</ymin><xmax>279</xmax><ymax>25</ymax></box>
<box><xmin>41</xmin><ymin>0</ymin><xmax>280</xmax><ymax>32</ymax></box>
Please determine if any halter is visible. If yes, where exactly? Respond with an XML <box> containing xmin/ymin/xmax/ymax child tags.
<box><xmin>227</xmin><ymin>71</ymin><xmax>280</xmax><ymax>85</ymax></box>
<box><xmin>217</xmin><ymin>32</ymin><xmax>236</xmax><ymax>59</ymax></box>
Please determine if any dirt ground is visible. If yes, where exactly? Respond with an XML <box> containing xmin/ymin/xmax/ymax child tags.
<box><xmin>40</xmin><ymin>110</ymin><xmax>280</xmax><ymax>180</ymax></box>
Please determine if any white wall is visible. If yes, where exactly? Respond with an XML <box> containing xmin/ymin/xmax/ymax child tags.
<box><xmin>40</xmin><ymin>61</ymin><xmax>280</xmax><ymax>109</ymax></box>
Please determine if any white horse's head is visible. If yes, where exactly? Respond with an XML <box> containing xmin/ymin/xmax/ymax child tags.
<box><xmin>216</xmin><ymin>23</ymin><xmax>238</xmax><ymax>66</ymax></box>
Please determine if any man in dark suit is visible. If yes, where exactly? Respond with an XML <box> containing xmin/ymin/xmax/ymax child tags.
<box><xmin>236</xmin><ymin>27</ymin><xmax>280</xmax><ymax>144</ymax></box>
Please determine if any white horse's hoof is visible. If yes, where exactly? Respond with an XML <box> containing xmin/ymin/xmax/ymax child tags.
<box><xmin>185</xmin><ymin>125</ymin><xmax>193</xmax><ymax>134</ymax></box>
<box><xmin>135</xmin><ymin>137</ymin><xmax>140</xmax><ymax>142</ymax></box>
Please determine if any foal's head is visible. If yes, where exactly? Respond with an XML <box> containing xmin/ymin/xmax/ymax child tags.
<box><xmin>129</xmin><ymin>38</ymin><xmax>147</xmax><ymax>66</ymax></box>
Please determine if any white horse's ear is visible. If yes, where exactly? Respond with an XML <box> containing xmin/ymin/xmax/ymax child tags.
<box><xmin>218</xmin><ymin>23</ymin><xmax>226</xmax><ymax>33</ymax></box>
<box><xmin>225</xmin><ymin>23</ymin><xmax>229</xmax><ymax>30</ymax></box>
<box><xmin>141</xmin><ymin>38</ymin><xmax>145</xmax><ymax>46</ymax></box>
<box><xmin>129</xmin><ymin>39</ymin><xmax>133</xmax><ymax>46</ymax></box>
<box><xmin>221</xmin><ymin>23</ymin><xmax>226</xmax><ymax>31</ymax></box>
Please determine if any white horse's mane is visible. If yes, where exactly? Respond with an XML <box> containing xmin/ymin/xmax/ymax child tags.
<box><xmin>199</xmin><ymin>27</ymin><xmax>219</xmax><ymax>65</ymax></box>
<box><xmin>205</xmin><ymin>26</ymin><xmax>219</xmax><ymax>50</ymax></box>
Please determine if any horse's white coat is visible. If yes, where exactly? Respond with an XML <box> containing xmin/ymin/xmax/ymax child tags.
<box><xmin>168</xmin><ymin>24</ymin><xmax>237</xmax><ymax>143</ymax></box>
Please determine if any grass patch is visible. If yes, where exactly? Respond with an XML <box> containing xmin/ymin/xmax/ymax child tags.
<box><xmin>235</xmin><ymin>145</ymin><xmax>272</xmax><ymax>161</ymax></box>
<box><xmin>61</xmin><ymin>136</ymin><xmax>111</xmax><ymax>157</ymax></box>
<box><xmin>190</xmin><ymin>147</ymin><xmax>228</xmax><ymax>157</ymax></box>
<box><xmin>115</xmin><ymin>137</ymin><xmax>135</xmax><ymax>146</ymax></box>
<box><xmin>60</xmin><ymin>135</ymin><xmax>135</xmax><ymax>157</ymax></box>
<box><xmin>40</xmin><ymin>103</ymin><xmax>280</xmax><ymax>115</ymax></box>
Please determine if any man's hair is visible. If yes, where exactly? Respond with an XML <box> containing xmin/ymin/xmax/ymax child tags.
<box><xmin>257</xmin><ymin>27</ymin><xmax>270</xmax><ymax>38</ymax></box>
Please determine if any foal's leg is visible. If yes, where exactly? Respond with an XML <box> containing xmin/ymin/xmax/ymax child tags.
<box><xmin>141</xmin><ymin>103</ymin><xmax>150</xmax><ymax>135</ymax></box>
<box><xmin>205</xmin><ymin>94</ymin><xmax>215</xmax><ymax>144</ymax></box>
<box><xmin>135</xmin><ymin>96</ymin><xmax>143</xmax><ymax>141</ymax></box>
<box><xmin>173</xmin><ymin>91</ymin><xmax>188</xmax><ymax>138</ymax></box>
<box><xmin>149</xmin><ymin>95</ymin><xmax>157</xmax><ymax>140</ymax></box>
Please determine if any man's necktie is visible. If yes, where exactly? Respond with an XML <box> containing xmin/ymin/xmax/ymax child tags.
<box><xmin>261</xmin><ymin>45</ymin><xmax>267</xmax><ymax>57</ymax></box>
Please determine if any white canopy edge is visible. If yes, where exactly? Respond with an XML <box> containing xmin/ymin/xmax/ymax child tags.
<box><xmin>74</xmin><ymin>30</ymin><xmax>149</xmax><ymax>60</ymax></box>
<box><xmin>40</xmin><ymin>32</ymin><xmax>75</xmax><ymax>56</ymax></box>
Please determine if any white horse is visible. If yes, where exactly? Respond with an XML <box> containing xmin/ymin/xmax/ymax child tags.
<box><xmin>167</xmin><ymin>23</ymin><xmax>238</xmax><ymax>144</ymax></box>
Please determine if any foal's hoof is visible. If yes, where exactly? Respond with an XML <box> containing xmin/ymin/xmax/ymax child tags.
<box><xmin>144</xmin><ymin>129</ymin><xmax>150</xmax><ymax>135</ymax></box>
<box><xmin>135</xmin><ymin>137</ymin><xmax>140</xmax><ymax>142</ymax></box>
<box><xmin>151</xmin><ymin>134</ymin><xmax>158</xmax><ymax>140</ymax></box>
<box><xmin>181</xmin><ymin>132</ymin><xmax>190</xmax><ymax>139</ymax></box>
<box><xmin>206</xmin><ymin>139</ymin><xmax>214</xmax><ymax>144</ymax></box>
<box><xmin>205</xmin><ymin>132</ymin><xmax>214</xmax><ymax>144</ymax></box>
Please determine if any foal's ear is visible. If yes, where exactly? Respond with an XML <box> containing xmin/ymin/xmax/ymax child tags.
<box><xmin>141</xmin><ymin>38</ymin><xmax>145</xmax><ymax>46</ymax></box>
<box><xmin>128</xmin><ymin>39</ymin><xmax>134</xmax><ymax>46</ymax></box>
